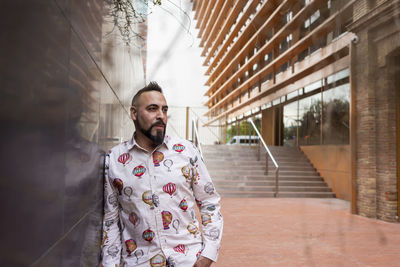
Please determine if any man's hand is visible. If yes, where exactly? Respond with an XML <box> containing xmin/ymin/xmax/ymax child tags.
<box><xmin>193</xmin><ymin>256</ymin><xmax>213</xmax><ymax>267</ymax></box>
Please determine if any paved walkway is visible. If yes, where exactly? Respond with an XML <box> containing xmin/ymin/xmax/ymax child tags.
<box><xmin>214</xmin><ymin>198</ymin><xmax>400</xmax><ymax>267</ymax></box>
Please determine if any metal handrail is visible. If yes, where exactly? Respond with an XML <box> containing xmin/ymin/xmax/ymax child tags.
<box><xmin>190</xmin><ymin>108</ymin><xmax>221</xmax><ymax>143</ymax></box>
<box><xmin>248</xmin><ymin>118</ymin><xmax>280</xmax><ymax>197</ymax></box>
<box><xmin>191</xmin><ymin>118</ymin><xmax>203</xmax><ymax>158</ymax></box>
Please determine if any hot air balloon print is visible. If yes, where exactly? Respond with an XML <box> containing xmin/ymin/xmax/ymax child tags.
<box><xmin>108</xmin><ymin>193</ymin><xmax>118</xmax><ymax>207</ymax></box>
<box><xmin>150</xmin><ymin>254</ymin><xmax>166</xmax><ymax>267</ymax></box>
<box><xmin>107</xmin><ymin>245</ymin><xmax>119</xmax><ymax>258</ymax></box>
<box><xmin>152</xmin><ymin>151</ymin><xmax>164</xmax><ymax>166</ymax></box>
<box><xmin>112</xmin><ymin>178</ymin><xmax>123</xmax><ymax>195</ymax></box>
<box><xmin>102</xmin><ymin>230</ymin><xmax>108</xmax><ymax>246</ymax></box>
<box><xmin>189</xmin><ymin>155</ymin><xmax>198</xmax><ymax>166</ymax></box>
<box><xmin>163</xmin><ymin>159</ymin><xmax>173</xmax><ymax>171</ymax></box>
<box><xmin>105</xmin><ymin>219</ymin><xmax>114</xmax><ymax>228</ymax></box>
<box><xmin>161</xmin><ymin>210</ymin><xmax>173</xmax><ymax>229</ymax></box>
<box><xmin>134</xmin><ymin>249</ymin><xmax>144</xmax><ymax>264</ymax></box>
<box><xmin>152</xmin><ymin>193</ymin><xmax>160</xmax><ymax>207</ymax></box>
<box><xmin>205</xmin><ymin>204</ymin><xmax>216</xmax><ymax>212</ymax></box>
<box><xmin>118</xmin><ymin>153</ymin><xmax>131</xmax><ymax>166</ymax></box>
<box><xmin>196</xmin><ymin>250</ymin><xmax>202</xmax><ymax>259</ymax></box>
<box><xmin>204</xmin><ymin>182</ymin><xmax>215</xmax><ymax>195</ymax></box>
<box><xmin>163</xmin><ymin>182</ymin><xmax>176</xmax><ymax>197</ymax></box>
<box><xmin>173</xmin><ymin>144</ymin><xmax>185</xmax><ymax>153</ymax></box>
<box><xmin>201</xmin><ymin>214</ymin><xmax>212</xmax><ymax>226</ymax></box>
<box><xmin>179</xmin><ymin>198</ymin><xmax>188</xmax><ymax>212</ymax></box>
<box><xmin>125</xmin><ymin>239</ymin><xmax>137</xmax><ymax>256</ymax></box>
<box><xmin>172</xmin><ymin>219</ymin><xmax>180</xmax><ymax>234</ymax></box>
<box><xmin>173</xmin><ymin>244</ymin><xmax>187</xmax><ymax>255</ymax></box>
<box><xmin>142</xmin><ymin>229</ymin><xmax>155</xmax><ymax>242</ymax></box>
<box><xmin>192</xmin><ymin>168</ymin><xmax>199</xmax><ymax>185</ymax></box>
<box><xmin>187</xmin><ymin>222</ymin><xmax>198</xmax><ymax>237</ymax></box>
<box><xmin>167</xmin><ymin>256</ymin><xmax>176</xmax><ymax>267</ymax></box>
<box><xmin>129</xmin><ymin>212</ymin><xmax>140</xmax><ymax>227</ymax></box>
<box><xmin>133</xmin><ymin>165</ymin><xmax>146</xmax><ymax>178</ymax></box>
<box><xmin>142</xmin><ymin>190</ymin><xmax>154</xmax><ymax>209</ymax></box>
<box><xmin>181</xmin><ymin>165</ymin><xmax>191</xmax><ymax>182</ymax></box>
<box><xmin>124</xmin><ymin>186</ymin><xmax>133</xmax><ymax>199</ymax></box>
<box><xmin>205</xmin><ymin>229</ymin><xmax>220</xmax><ymax>241</ymax></box>
<box><xmin>195</xmin><ymin>198</ymin><xmax>203</xmax><ymax>207</ymax></box>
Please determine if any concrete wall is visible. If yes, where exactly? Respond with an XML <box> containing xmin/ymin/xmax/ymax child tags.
<box><xmin>301</xmin><ymin>145</ymin><xmax>351</xmax><ymax>201</ymax></box>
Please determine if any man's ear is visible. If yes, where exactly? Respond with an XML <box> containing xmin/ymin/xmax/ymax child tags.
<box><xmin>130</xmin><ymin>106</ymin><xmax>137</xmax><ymax>121</ymax></box>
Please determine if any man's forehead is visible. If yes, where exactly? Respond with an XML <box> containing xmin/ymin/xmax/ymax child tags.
<box><xmin>138</xmin><ymin>91</ymin><xmax>167</xmax><ymax>106</ymax></box>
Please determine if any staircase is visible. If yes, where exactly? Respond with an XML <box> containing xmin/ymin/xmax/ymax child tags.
<box><xmin>203</xmin><ymin>145</ymin><xmax>336</xmax><ymax>198</ymax></box>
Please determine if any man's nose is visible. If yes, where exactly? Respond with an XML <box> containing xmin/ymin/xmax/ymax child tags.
<box><xmin>156</xmin><ymin>108</ymin><xmax>166</xmax><ymax>121</ymax></box>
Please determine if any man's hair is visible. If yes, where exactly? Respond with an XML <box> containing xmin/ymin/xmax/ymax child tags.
<box><xmin>131</xmin><ymin>81</ymin><xmax>163</xmax><ymax>106</ymax></box>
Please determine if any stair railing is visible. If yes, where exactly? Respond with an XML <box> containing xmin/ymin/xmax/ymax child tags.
<box><xmin>189</xmin><ymin>108</ymin><xmax>221</xmax><ymax>144</ymax></box>
<box><xmin>191</xmin><ymin>118</ymin><xmax>203</xmax><ymax>158</ymax></box>
<box><xmin>248</xmin><ymin>118</ymin><xmax>280</xmax><ymax>197</ymax></box>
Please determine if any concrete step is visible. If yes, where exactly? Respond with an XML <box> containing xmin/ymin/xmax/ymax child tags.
<box><xmin>213</xmin><ymin>180</ymin><xmax>329</xmax><ymax>187</ymax></box>
<box><xmin>218</xmin><ymin>191</ymin><xmax>336</xmax><ymax>198</ymax></box>
<box><xmin>207</xmin><ymin>164</ymin><xmax>316</xmax><ymax>171</ymax></box>
<box><xmin>203</xmin><ymin>145</ymin><xmax>334</xmax><ymax>198</ymax></box>
<box><xmin>209</xmin><ymin>170</ymin><xmax>320</xmax><ymax>176</ymax></box>
<box><xmin>215</xmin><ymin>185</ymin><xmax>333</xmax><ymax>192</ymax></box>
<box><xmin>206</xmin><ymin>158</ymin><xmax>310</xmax><ymax>163</ymax></box>
<box><xmin>212</xmin><ymin>176</ymin><xmax>324</xmax><ymax>181</ymax></box>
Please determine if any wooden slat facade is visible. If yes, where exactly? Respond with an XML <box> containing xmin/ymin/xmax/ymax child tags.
<box><xmin>192</xmin><ymin>0</ymin><xmax>355</xmax><ymax>126</ymax></box>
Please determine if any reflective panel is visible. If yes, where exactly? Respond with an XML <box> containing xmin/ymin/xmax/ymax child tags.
<box><xmin>322</xmin><ymin>84</ymin><xmax>350</xmax><ymax>144</ymax></box>
<box><xmin>298</xmin><ymin>94</ymin><xmax>322</xmax><ymax>145</ymax></box>
<box><xmin>0</xmin><ymin>0</ymin><xmax>143</xmax><ymax>266</ymax></box>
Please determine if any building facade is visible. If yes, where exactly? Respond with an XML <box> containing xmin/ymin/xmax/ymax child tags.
<box><xmin>191</xmin><ymin>0</ymin><xmax>400</xmax><ymax>222</ymax></box>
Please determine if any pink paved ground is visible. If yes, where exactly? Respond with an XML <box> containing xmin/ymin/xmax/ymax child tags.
<box><xmin>214</xmin><ymin>198</ymin><xmax>400</xmax><ymax>267</ymax></box>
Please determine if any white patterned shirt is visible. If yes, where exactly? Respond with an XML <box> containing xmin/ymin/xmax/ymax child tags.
<box><xmin>101</xmin><ymin>134</ymin><xmax>223</xmax><ymax>266</ymax></box>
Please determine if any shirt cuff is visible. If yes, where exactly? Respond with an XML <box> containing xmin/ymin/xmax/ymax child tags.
<box><xmin>200</xmin><ymin>243</ymin><xmax>219</xmax><ymax>262</ymax></box>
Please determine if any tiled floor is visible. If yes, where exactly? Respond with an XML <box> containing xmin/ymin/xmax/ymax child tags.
<box><xmin>215</xmin><ymin>198</ymin><xmax>400</xmax><ymax>267</ymax></box>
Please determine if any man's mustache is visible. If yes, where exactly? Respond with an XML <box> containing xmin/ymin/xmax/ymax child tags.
<box><xmin>151</xmin><ymin>120</ymin><xmax>166</xmax><ymax>128</ymax></box>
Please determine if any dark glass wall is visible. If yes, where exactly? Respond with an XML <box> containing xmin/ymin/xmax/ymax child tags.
<box><xmin>283</xmin><ymin>69</ymin><xmax>350</xmax><ymax>146</ymax></box>
<box><xmin>0</xmin><ymin>0</ymin><xmax>141</xmax><ymax>266</ymax></box>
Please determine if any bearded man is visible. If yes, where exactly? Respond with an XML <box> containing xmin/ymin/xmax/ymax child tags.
<box><xmin>100</xmin><ymin>82</ymin><xmax>223</xmax><ymax>267</ymax></box>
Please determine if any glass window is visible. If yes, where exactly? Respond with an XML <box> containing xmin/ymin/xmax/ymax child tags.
<box><xmin>298</xmin><ymin>93</ymin><xmax>321</xmax><ymax>145</ymax></box>
<box><xmin>283</xmin><ymin>101</ymin><xmax>298</xmax><ymax>147</ymax></box>
<box><xmin>304</xmin><ymin>80</ymin><xmax>322</xmax><ymax>93</ymax></box>
<box><xmin>272</xmin><ymin>98</ymin><xmax>281</xmax><ymax>106</ymax></box>
<box><xmin>322</xmin><ymin>83</ymin><xmax>350</xmax><ymax>144</ymax></box>
<box><xmin>287</xmin><ymin>90</ymin><xmax>298</xmax><ymax>101</ymax></box>
<box><xmin>327</xmin><ymin>68</ymin><xmax>349</xmax><ymax>85</ymax></box>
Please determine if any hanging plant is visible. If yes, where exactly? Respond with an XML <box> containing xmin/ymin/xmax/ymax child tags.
<box><xmin>108</xmin><ymin>0</ymin><xmax>162</xmax><ymax>45</ymax></box>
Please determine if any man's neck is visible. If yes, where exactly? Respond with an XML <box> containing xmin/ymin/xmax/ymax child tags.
<box><xmin>134</xmin><ymin>132</ymin><xmax>157</xmax><ymax>152</ymax></box>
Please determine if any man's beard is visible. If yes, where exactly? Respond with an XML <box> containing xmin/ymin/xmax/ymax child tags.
<box><xmin>138</xmin><ymin>119</ymin><xmax>166</xmax><ymax>146</ymax></box>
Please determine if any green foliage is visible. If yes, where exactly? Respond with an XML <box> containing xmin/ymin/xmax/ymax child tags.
<box><xmin>227</xmin><ymin>119</ymin><xmax>261</xmax><ymax>142</ymax></box>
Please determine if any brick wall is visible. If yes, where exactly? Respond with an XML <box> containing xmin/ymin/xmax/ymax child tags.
<box><xmin>351</xmin><ymin>0</ymin><xmax>400</xmax><ymax>222</ymax></box>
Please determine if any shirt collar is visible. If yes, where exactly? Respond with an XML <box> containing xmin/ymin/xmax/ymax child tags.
<box><xmin>127</xmin><ymin>133</ymin><xmax>173</xmax><ymax>152</ymax></box>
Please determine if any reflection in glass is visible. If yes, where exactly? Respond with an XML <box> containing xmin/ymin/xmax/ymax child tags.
<box><xmin>298</xmin><ymin>94</ymin><xmax>321</xmax><ymax>145</ymax></box>
<box><xmin>322</xmin><ymin>84</ymin><xmax>350</xmax><ymax>144</ymax></box>
<box><xmin>283</xmin><ymin>101</ymin><xmax>298</xmax><ymax>147</ymax></box>
<box><xmin>282</xmin><ymin>69</ymin><xmax>350</xmax><ymax>147</ymax></box>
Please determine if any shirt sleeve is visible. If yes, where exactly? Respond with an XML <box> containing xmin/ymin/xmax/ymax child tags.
<box><xmin>101</xmin><ymin>153</ymin><xmax>122</xmax><ymax>267</ymax></box>
<box><xmin>189</xmin><ymin>143</ymin><xmax>223</xmax><ymax>262</ymax></box>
